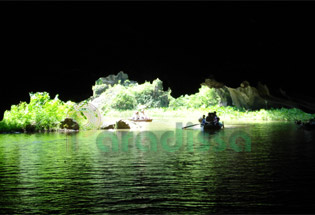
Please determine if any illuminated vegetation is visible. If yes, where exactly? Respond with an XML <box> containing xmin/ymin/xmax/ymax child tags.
<box><xmin>95</xmin><ymin>79</ymin><xmax>172</xmax><ymax>113</ymax></box>
<box><xmin>103</xmin><ymin>106</ymin><xmax>315</xmax><ymax>123</ymax></box>
<box><xmin>0</xmin><ymin>92</ymin><xmax>75</xmax><ymax>133</ymax></box>
<box><xmin>98</xmin><ymin>82</ymin><xmax>315</xmax><ymax>122</ymax></box>
<box><xmin>169</xmin><ymin>85</ymin><xmax>220</xmax><ymax>109</ymax></box>
<box><xmin>1</xmin><ymin>80</ymin><xmax>315</xmax><ymax>133</ymax></box>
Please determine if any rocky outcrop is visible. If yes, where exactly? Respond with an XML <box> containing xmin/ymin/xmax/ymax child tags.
<box><xmin>202</xmin><ymin>78</ymin><xmax>225</xmax><ymax>89</ymax></box>
<box><xmin>115</xmin><ymin>120</ymin><xmax>131</xmax><ymax>129</ymax></box>
<box><xmin>202</xmin><ymin>79</ymin><xmax>268</xmax><ymax>109</ymax></box>
<box><xmin>100</xmin><ymin>122</ymin><xmax>115</xmax><ymax>130</ymax></box>
<box><xmin>202</xmin><ymin>78</ymin><xmax>315</xmax><ymax>112</ymax></box>
<box><xmin>226</xmin><ymin>85</ymin><xmax>267</xmax><ymax>110</ymax></box>
<box><xmin>60</xmin><ymin>118</ymin><xmax>80</xmax><ymax>130</ymax></box>
<box><xmin>92</xmin><ymin>71</ymin><xmax>137</xmax><ymax>97</ymax></box>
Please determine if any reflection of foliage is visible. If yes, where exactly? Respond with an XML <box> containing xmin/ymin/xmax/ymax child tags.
<box><xmin>0</xmin><ymin>92</ymin><xmax>75</xmax><ymax>132</ymax></box>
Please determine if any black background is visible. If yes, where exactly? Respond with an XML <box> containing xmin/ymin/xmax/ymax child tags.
<box><xmin>1</xmin><ymin>2</ymin><xmax>315</xmax><ymax>118</ymax></box>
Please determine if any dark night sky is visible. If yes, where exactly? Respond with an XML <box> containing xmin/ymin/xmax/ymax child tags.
<box><xmin>1</xmin><ymin>2</ymin><xmax>315</xmax><ymax>117</ymax></box>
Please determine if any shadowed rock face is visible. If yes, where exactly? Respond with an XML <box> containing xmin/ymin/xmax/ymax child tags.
<box><xmin>202</xmin><ymin>79</ymin><xmax>267</xmax><ymax>109</ymax></box>
<box><xmin>202</xmin><ymin>78</ymin><xmax>315</xmax><ymax>112</ymax></box>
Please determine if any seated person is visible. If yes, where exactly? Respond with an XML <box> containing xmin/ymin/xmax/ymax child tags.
<box><xmin>132</xmin><ymin>111</ymin><xmax>140</xmax><ymax>120</ymax></box>
<box><xmin>214</xmin><ymin>112</ymin><xmax>224</xmax><ymax>127</ymax></box>
<box><xmin>139</xmin><ymin>109</ymin><xmax>148</xmax><ymax>120</ymax></box>
<box><xmin>201</xmin><ymin>115</ymin><xmax>206</xmax><ymax>125</ymax></box>
<box><xmin>206</xmin><ymin>112</ymin><xmax>214</xmax><ymax>125</ymax></box>
<box><xmin>213</xmin><ymin>111</ymin><xmax>219</xmax><ymax>125</ymax></box>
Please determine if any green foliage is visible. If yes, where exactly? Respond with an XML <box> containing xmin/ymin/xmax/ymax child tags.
<box><xmin>111</xmin><ymin>87</ymin><xmax>137</xmax><ymax>110</ymax></box>
<box><xmin>94</xmin><ymin>79</ymin><xmax>314</xmax><ymax>122</ymax></box>
<box><xmin>197</xmin><ymin>106</ymin><xmax>315</xmax><ymax>122</ymax></box>
<box><xmin>95</xmin><ymin>78</ymin><xmax>172</xmax><ymax>112</ymax></box>
<box><xmin>132</xmin><ymin>79</ymin><xmax>171</xmax><ymax>108</ymax></box>
<box><xmin>92</xmin><ymin>84</ymin><xmax>107</xmax><ymax>97</ymax></box>
<box><xmin>95</xmin><ymin>81</ymin><xmax>219</xmax><ymax>113</ymax></box>
<box><xmin>2</xmin><ymin>78</ymin><xmax>315</xmax><ymax>133</ymax></box>
<box><xmin>0</xmin><ymin>92</ymin><xmax>75</xmax><ymax>132</ymax></box>
<box><xmin>170</xmin><ymin>85</ymin><xmax>220</xmax><ymax>109</ymax></box>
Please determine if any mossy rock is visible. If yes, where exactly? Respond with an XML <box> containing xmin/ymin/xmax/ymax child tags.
<box><xmin>60</xmin><ymin>118</ymin><xmax>80</xmax><ymax>130</ymax></box>
<box><xmin>115</xmin><ymin>120</ymin><xmax>131</xmax><ymax>129</ymax></box>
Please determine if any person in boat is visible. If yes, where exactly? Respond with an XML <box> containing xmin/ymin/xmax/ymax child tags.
<box><xmin>206</xmin><ymin>112</ymin><xmax>214</xmax><ymax>125</ymax></box>
<box><xmin>139</xmin><ymin>109</ymin><xmax>148</xmax><ymax>120</ymax></box>
<box><xmin>205</xmin><ymin>112</ymin><xmax>211</xmax><ymax>123</ymax></box>
<box><xmin>213</xmin><ymin>111</ymin><xmax>224</xmax><ymax>128</ymax></box>
<box><xmin>295</xmin><ymin>120</ymin><xmax>302</xmax><ymax>125</ymax></box>
<box><xmin>201</xmin><ymin>115</ymin><xmax>206</xmax><ymax>125</ymax></box>
<box><xmin>132</xmin><ymin>111</ymin><xmax>140</xmax><ymax>120</ymax></box>
<box><xmin>213</xmin><ymin>111</ymin><xmax>219</xmax><ymax>125</ymax></box>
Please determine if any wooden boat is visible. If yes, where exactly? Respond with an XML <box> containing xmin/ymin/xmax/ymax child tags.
<box><xmin>129</xmin><ymin>118</ymin><xmax>153</xmax><ymax>122</ymax></box>
<box><xmin>296</xmin><ymin>123</ymin><xmax>315</xmax><ymax>130</ymax></box>
<box><xmin>201</xmin><ymin>122</ymin><xmax>224</xmax><ymax>131</ymax></box>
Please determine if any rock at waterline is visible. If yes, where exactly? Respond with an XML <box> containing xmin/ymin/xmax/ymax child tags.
<box><xmin>115</xmin><ymin>120</ymin><xmax>131</xmax><ymax>129</ymax></box>
<box><xmin>60</xmin><ymin>118</ymin><xmax>80</xmax><ymax>130</ymax></box>
<box><xmin>100</xmin><ymin>123</ymin><xmax>115</xmax><ymax>130</ymax></box>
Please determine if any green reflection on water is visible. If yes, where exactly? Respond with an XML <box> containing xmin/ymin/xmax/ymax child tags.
<box><xmin>0</xmin><ymin>121</ymin><xmax>314</xmax><ymax>213</ymax></box>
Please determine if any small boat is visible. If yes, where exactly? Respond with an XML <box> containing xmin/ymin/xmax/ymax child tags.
<box><xmin>296</xmin><ymin>123</ymin><xmax>315</xmax><ymax>130</ymax></box>
<box><xmin>295</xmin><ymin>120</ymin><xmax>315</xmax><ymax>130</ymax></box>
<box><xmin>129</xmin><ymin>118</ymin><xmax>153</xmax><ymax>122</ymax></box>
<box><xmin>201</xmin><ymin>122</ymin><xmax>224</xmax><ymax>131</ymax></box>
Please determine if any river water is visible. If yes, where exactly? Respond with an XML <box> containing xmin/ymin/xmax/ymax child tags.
<box><xmin>1</xmin><ymin>119</ymin><xmax>315</xmax><ymax>214</ymax></box>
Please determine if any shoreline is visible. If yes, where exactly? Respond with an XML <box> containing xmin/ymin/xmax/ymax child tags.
<box><xmin>1</xmin><ymin>106</ymin><xmax>315</xmax><ymax>134</ymax></box>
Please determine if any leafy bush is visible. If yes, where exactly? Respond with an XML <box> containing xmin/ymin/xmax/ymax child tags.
<box><xmin>132</xmin><ymin>79</ymin><xmax>172</xmax><ymax>108</ymax></box>
<box><xmin>92</xmin><ymin>78</ymin><xmax>173</xmax><ymax>112</ymax></box>
<box><xmin>111</xmin><ymin>88</ymin><xmax>137</xmax><ymax>110</ymax></box>
<box><xmin>170</xmin><ymin>85</ymin><xmax>220</xmax><ymax>109</ymax></box>
<box><xmin>0</xmin><ymin>92</ymin><xmax>75</xmax><ymax>132</ymax></box>
<box><xmin>92</xmin><ymin>84</ymin><xmax>108</xmax><ymax>97</ymax></box>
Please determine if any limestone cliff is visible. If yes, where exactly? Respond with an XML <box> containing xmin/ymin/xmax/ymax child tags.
<box><xmin>202</xmin><ymin>79</ymin><xmax>315</xmax><ymax>112</ymax></box>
